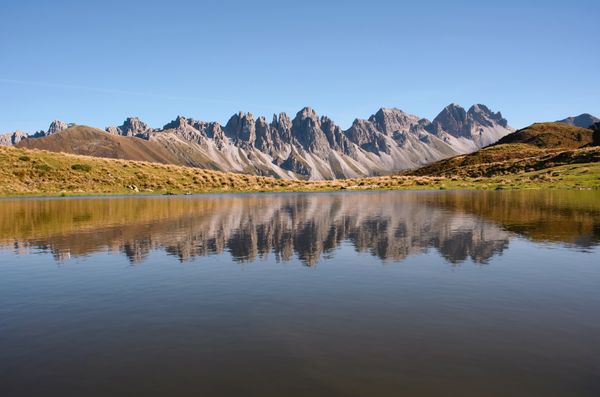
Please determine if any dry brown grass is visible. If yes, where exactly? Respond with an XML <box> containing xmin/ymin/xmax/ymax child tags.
<box><xmin>0</xmin><ymin>145</ymin><xmax>599</xmax><ymax>197</ymax></box>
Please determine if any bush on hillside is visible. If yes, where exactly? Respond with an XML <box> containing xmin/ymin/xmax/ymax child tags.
<box><xmin>71</xmin><ymin>163</ymin><xmax>92</xmax><ymax>172</ymax></box>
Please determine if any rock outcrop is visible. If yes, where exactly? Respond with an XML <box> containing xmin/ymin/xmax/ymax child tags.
<box><xmin>106</xmin><ymin>117</ymin><xmax>153</xmax><ymax>138</ymax></box>
<box><xmin>0</xmin><ymin>130</ymin><xmax>27</xmax><ymax>146</ymax></box>
<box><xmin>46</xmin><ymin>120</ymin><xmax>69</xmax><ymax>135</ymax></box>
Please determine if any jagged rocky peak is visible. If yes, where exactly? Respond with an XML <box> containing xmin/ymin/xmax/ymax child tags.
<box><xmin>269</xmin><ymin>112</ymin><xmax>293</xmax><ymax>143</ymax></box>
<box><xmin>163</xmin><ymin>115</ymin><xmax>190</xmax><ymax>130</ymax></box>
<box><xmin>369</xmin><ymin>108</ymin><xmax>421</xmax><ymax>135</ymax></box>
<box><xmin>0</xmin><ymin>130</ymin><xmax>27</xmax><ymax>146</ymax></box>
<box><xmin>255</xmin><ymin>115</ymin><xmax>268</xmax><ymax>129</ymax></box>
<box><xmin>468</xmin><ymin>104</ymin><xmax>508</xmax><ymax>128</ymax></box>
<box><xmin>298</xmin><ymin>106</ymin><xmax>318</xmax><ymax>119</ymax></box>
<box><xmin>160</xmin><ymin>116</ymin><xmax>216</xmax><ymax>144</ymax></box>
<box><xmin>106</xmin><ymin>116</ymin><xmax>152</xmax><ymax>137</ymax></box>
<box><xmin>345</xmin><ymin>118</ymin><xmax>381</xmax><ymax>145</ymax></box>
<box><xmin>254</xmin><ymin>116</ymin><xmax>276</xmax><ymax>152</ymax></box>
<box><xmin>428</xmin><ymin>103</ymin><xmax>513</xmax><ymax>147</ymax></box>
<box><xmin>28</xmin><ymin>120</ymin><xmax>70</xmax><ymax>138</ymax></box>
<box><xmin>122</xmin><ymin>117</ymin><xmax>149</xmax><ymax>135</ymax></box>
<box><xmin>431</xmin><ymin>103</ymin><xmax>470</xmax><ymax>137</ymax></box>
<box><xmin>164</xmin><ymin>116</ymin><xmax>210</xmax><ymax>132</ymax></box>
<box><xmin>224</xmin><ymin>112</ymin><xmax>256</xmax><ymax>144</ymax></box>
<box><xmin>291</xmin><ymin>107</ymin><xmax>331</xmax><ymax>155</ymax></box>
<box><xmin>319</xmin><ymin>115</ymin><xmax>351</xmax><ymax>153</ymax></box>
<box><xmin>272</xmin><ymin>112</ymin><xmax>292</xmax><ymax>130</ymax></box>
<box><xmin>47</xmin><ymin>120</ymin><xmax>69</xmax><ymax>135</ymax></box>
<box><xmin>205</xmin><ymin>122</ymin><xmax>224</xmax><ymax>139</ymax></box>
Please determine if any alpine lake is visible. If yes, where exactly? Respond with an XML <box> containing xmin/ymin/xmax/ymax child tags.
<box><xmin>1</xmin><ymin>190</ymin><xmax>599</xmax><ymax>396</ymax></box>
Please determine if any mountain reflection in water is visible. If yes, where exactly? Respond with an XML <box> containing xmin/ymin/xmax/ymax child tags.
<box><xmin>0</xmin><ymin>190</ymin><xmax>598</xmax><ymax>265</ymax></box>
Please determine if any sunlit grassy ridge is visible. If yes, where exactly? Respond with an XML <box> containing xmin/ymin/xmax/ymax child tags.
<box><xmin>407</xmin><ymin>144</ymin><xmax>600</xmax><ymax>178</ymax></box>
<box><xmin>0</xmin><ymin>145</ymin><xmax>599</xmax><ymax>197</ymax></box>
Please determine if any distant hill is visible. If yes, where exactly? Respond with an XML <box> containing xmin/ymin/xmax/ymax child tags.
<box><xmin>16</xmin><ymin>126</ymin><xmax>184</xmax><ymax>165</ymax></box>
<box><xmin>493</xmin><ymin>122</ymin><xmax>593</xmax><ymax>149</ymax></box>
<box><xmin>557</xmin><ymin>113</ymin><xmax>599</xmax><ymax>128</ymax></box>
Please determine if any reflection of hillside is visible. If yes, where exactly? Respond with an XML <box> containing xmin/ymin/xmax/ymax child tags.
<box><xmin>422</xmin><ymin>190</ymin><xmax>600</xmax><ymax>248</ymax></box>
<box><xmin>0</xmin><ymin>191</ymin><xmax>597</xmax><ymax>265</ymax></box>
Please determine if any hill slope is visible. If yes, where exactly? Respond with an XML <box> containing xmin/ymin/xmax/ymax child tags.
<box><xmin>408</xmin><ymin>122</ymin><xmax>599</xmax><ymax>178</ymax></box>
<box><xmin>16</xmin><ymin>126</ymin><xmax>184</xmax><ymax>165</ymax></box>
<box><xmin>1</xmin><ymin>145</ymin><xmax>599</xmax><ymax>196</ymax></box>
<box><xmin>494</xmin><ymin>122</ymin><xmax>593</xmax><ymax>149</ymax></box>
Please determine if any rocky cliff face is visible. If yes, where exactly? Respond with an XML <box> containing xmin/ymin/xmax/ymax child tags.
<box><xmin>2</xmin><ymin>104</ymin><xmax>514</xmax><ymax>179</ymax></box>
<box><xmin>0</xmin><ymin>130</ymin><xmax>27</xmax><ymax>146</ymax></box>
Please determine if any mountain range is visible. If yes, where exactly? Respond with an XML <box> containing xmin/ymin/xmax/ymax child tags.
<box><xmin>1</xmin><ymin>106</ymin><xmax>596</xmax><ymax>179</ymax></box>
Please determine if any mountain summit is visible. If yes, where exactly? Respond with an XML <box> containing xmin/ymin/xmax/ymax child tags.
<box><xmin>557</xmin><ymin>113</ymin><xmax>599</xmax><ymax>129</ymax></box>
<box><xmin>429</xmin><ymin>104</ymin><xmax>509</xmax><ymax>147</ymax></box>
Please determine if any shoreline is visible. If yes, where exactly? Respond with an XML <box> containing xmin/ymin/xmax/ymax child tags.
<box><xmin>1</xmin><ymin>181</ymin><xmax>597</xmax><ymax>199</ymax></box>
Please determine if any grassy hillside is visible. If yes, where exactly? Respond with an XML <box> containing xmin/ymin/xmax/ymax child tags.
<box><xmin>409</xmin><ymin>121</ymin><xmax>599</xmax><ymax>179</ymax></box>
<box><xmin>408</xmin><ymin>144</ymin><xmax>600</xmax><ymax>178</ymax></box>
<box><xmin>1</xmin><ymin>145</ymin><xmax>599</xmax><ymax>196</ymax></box>
<box><xmin>16</xmin><ymin>126</ymin><xmax>183</xmax><ymax>165</ymax></box>
<box><xmin>494</xmin><ymin>122</ymin><xmax>593</xmax><ymax>148</ymax></box>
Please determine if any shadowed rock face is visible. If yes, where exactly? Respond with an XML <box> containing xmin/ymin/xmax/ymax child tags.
<box><xmin>224</xmin><ymin>112</ymin><xmax>256</xmax><ymax>146</ymax></box>
<box><xmin>592</xmin><ymin>123</ymin><xmax>600</xmax><ymax>146</ymax></box>
<box><xmin>291</xmin><ymin>107</ymin><xmax>332</xmax><ymax>157</ymax></box>
<box><xmin>1</xmin><ymin>190</ymin><xmax>598</xmax><ymax>266</ymax></box>
<box><xmin>4</xmin><ymin>104</ymin><xmax>514</xmax><ymax>179</ymax></box>
<box><xmin>430</xmin><ymin>103</ymin><xmax>470</xmax><ymax>137</ymax></box>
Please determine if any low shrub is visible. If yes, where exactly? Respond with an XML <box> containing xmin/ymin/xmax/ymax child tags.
<box><xmin>71</xmin><ymin>163</ymin><xmax>92</xmax><ymax>172</ymax></box>
<box><xmin>35</xmin><ymin>163</ymin><xmax>52</xmax><ymax>173</ymax></box>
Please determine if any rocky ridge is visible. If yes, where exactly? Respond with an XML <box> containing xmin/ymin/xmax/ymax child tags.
<box><xmin>140</xmin><ymin>103</ymin><xmax>514</xmax><ymax>179</ymax></box>
<box><xmin>0</xmin><ymin>120</ymin><xmax>70</xmax><ymax>146</ymax></box>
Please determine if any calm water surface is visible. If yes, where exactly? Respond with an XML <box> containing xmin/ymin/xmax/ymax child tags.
<box><xmin>1</xmin><ymin>190</ymin><xmax>599</xmax><ymax>396</ymax></box>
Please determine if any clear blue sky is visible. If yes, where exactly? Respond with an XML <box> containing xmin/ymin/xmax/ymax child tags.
<box><xmin>1</xmin><ymin>0</ymin><xmax>598</xmax><ymax>132</ymax></box>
